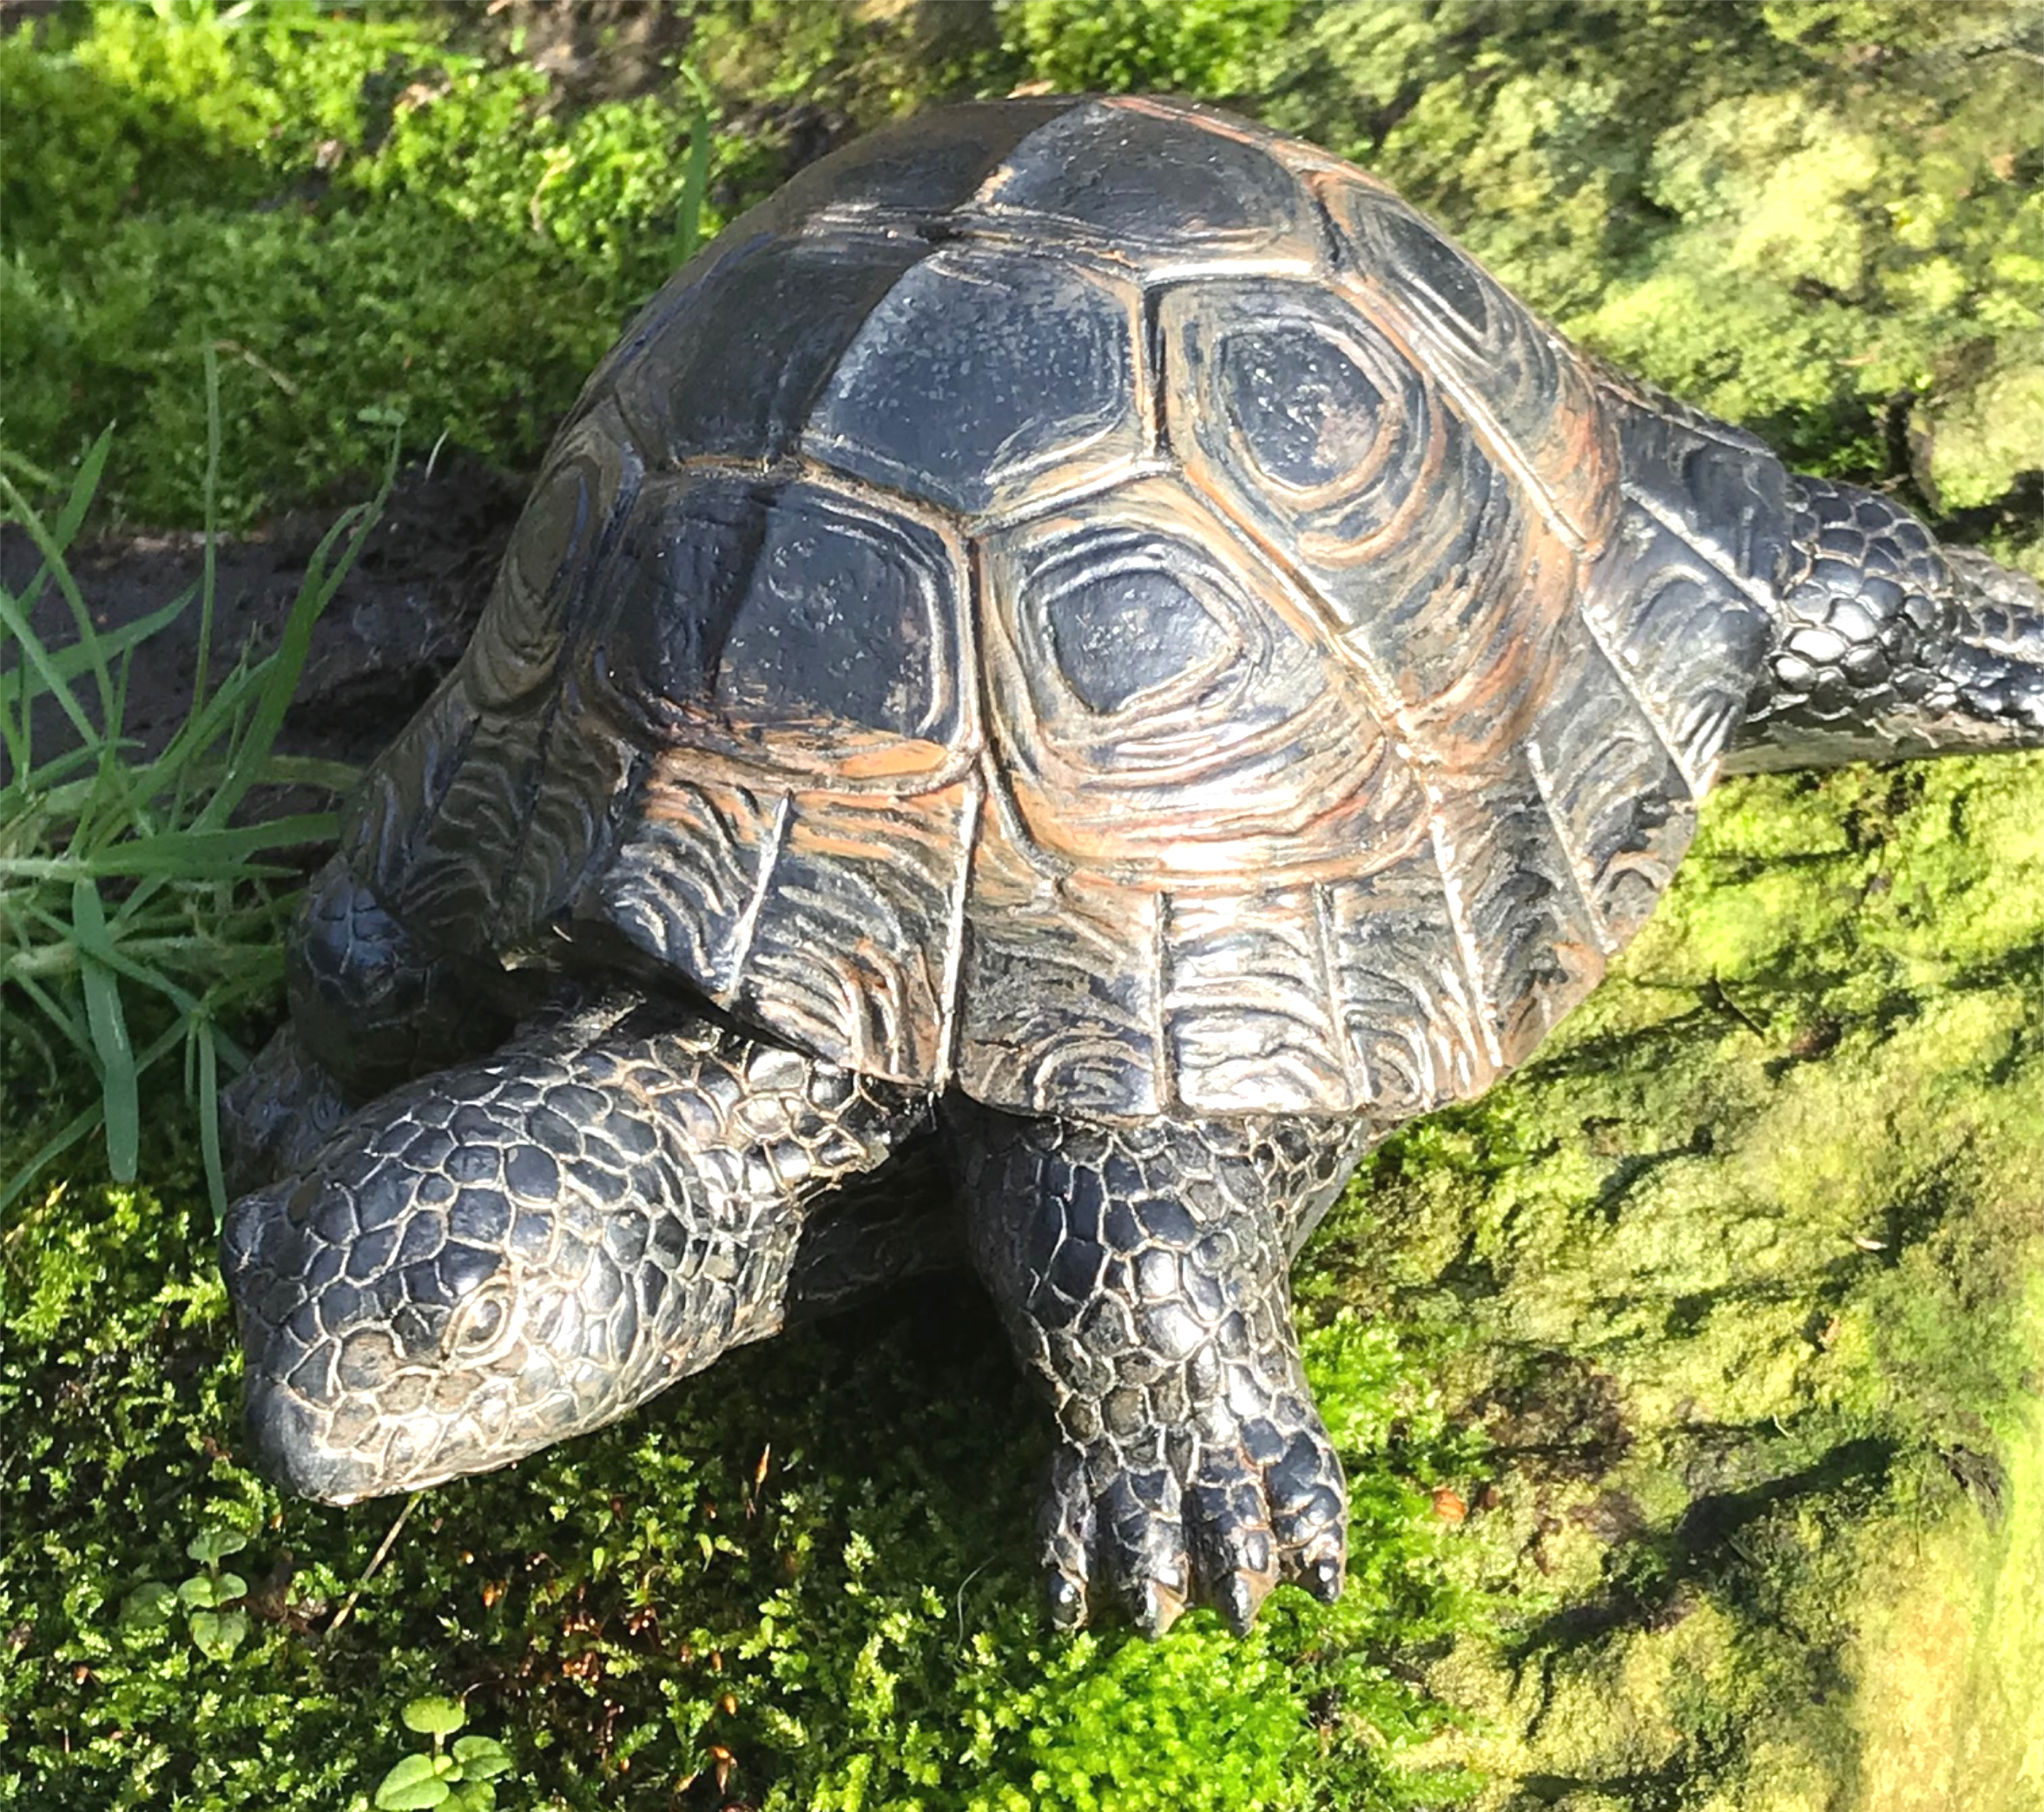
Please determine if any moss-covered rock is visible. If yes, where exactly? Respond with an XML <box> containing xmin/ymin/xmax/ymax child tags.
<box><xmin>1306</xmin><ymin>752</ymin><xmax>2044</xmax><ymax>1809</ymax></box>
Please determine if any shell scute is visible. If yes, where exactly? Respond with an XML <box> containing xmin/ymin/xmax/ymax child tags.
<box><xmin>966</xmin><ymin>96</ymin><xmax>1320</xmax><ymax>270</ymax></box>
<box><xmin>974</xmin><ymin>478</ymin><xmax>1421</xmax><ymax>886</ymax></box>
<box><xmin>608</xmin><ymin>234</ymin><xmax>926</xmax><ymax>470</ymax></box>
<box><xmin>580</xmin><ymin>473</ymin><xmax>967</xmax><ymax>765</ymax></box>
<box><xmin>802</xmin><ymin>247</ymin><xmax>1146</xmax><ymax>517</ymax></box>
<box><xmin>354</xmin><ymin>96</ymin><xmax>1790</xmax><ymax>1123</ymax></box>
<box><xmin>1314</xmin><ymin>170</ymin><xmax>1619</xmax><ymax>555</ymax></box>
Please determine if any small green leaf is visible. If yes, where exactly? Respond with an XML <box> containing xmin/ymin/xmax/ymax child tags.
<box><xmin>373</xmin><ymin>1753</ymin><xmax>452</xmax><ymax>1810</ymax></box>
<box><xmin>402</xmin><ymin>1696</ymin><xmax>467</xmax><ymax>1737</ymax></box>
<box><xmin>188</xmin><ymin>1606</ymin><xmax>250</xmax><ymax>1661</ymax></box>
<box><xmin>178</xmin><ymin>1574</ymin><xmax>225</xmax><ymax>1609</ymax></box>
<box><xmin>187</xmin><ymin>1527</ymin><xmax>248</xmax><ymax>1565</ymax></box>
<box><xmin>445</xmin><ymin>1781</ymin><xmax>497</xmax><ymax>1812</ymax></box>
<box><xmin>450</xmin><ymin>1735</ymin><xmax>513</xmax><ymax>1781</ymax></box>
<box><xmin>118</xmin><ymin>1580</ymin><xmax>177</xmax><ymax>1632</ymax></box>
<box><xmin>178</xmin><ymin>1568</ymin><xmax>245</xmax><ymax>1607</ymax></box>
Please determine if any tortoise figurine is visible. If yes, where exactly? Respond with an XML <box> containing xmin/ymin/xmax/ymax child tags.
<box><xmin>221</xmin><ymin>96</ymin><xmax>2044</xmax><ymax>1637</ymax></box>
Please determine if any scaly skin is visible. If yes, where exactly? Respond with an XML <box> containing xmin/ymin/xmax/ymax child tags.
<box><xmin>223</xmin><ymin>992</ymin><xmax>923</xmax><ymax>1502</ymax></box>
<box><xmin>284</xmin><ymin>854</ymin><xmax>524</xmax><ymax>1101</ymax></box>
<box><xmin>943</xmin><ymin>1101</ymin><xmax>1373</xmax><ymax>1636</ymax></box>
<box><xmin>1726</xmin><ymin>478</ymin><xmax>2044</xmax><ymax>773</ymax></box>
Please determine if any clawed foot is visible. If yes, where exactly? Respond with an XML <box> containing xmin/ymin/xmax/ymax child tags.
<box><xmin>1038</xmin><ymin>1402</ymin><xmax>1347</xmax><ymax>1637</ymax></box>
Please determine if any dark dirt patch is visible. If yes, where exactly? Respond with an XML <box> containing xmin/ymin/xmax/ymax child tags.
<box><xmin>458</xmin><ymin>0</ymin><xmax>692</xmax><ymax>109</ymax></box>
<box><xmin>3</xmin><ymin>451</ymin><xmax>524</xmax><ymax>790</ymax></box>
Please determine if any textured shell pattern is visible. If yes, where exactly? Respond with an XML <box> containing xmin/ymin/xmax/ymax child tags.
<box><xmin>345</xmin><ymin>96</ymin><xmax>1786</xmax><ymax>1125</ymax></box>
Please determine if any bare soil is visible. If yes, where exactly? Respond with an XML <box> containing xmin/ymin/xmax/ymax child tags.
<box><xmin>3</xmin><ymin>451</ymin><xmax>524</xmax><ymax>787</ymax></box>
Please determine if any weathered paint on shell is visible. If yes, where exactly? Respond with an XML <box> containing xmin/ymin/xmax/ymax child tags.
<box><xmin>353</xmin><ymin>95</ymin><xmax>1790</xmax><ymax>1122</ymax></box>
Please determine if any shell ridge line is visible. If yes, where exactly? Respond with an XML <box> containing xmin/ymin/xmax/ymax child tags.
<box><xmin>1312</xmin><ymin>880</ymin><xmax>1368</xmax><ymax>1104</ymax></box>
<box><xmin>566</xmin><ymin>739</ymin><xmax>653</xmax><ymax>925</ymax></box>
<box><xmin>1177</xmin><ymin>468</ymin><xmax>1434</xmax><ymax>784</ymax></box>
<box><xmin>936</xmin><ymin>766</ymin><xmax>986</xmax><ymax>1091</ymax></box>
<box><xmin>795</xmin><ymin>95</ymin><xmax>1104</xmax><ymax>480</ymax></box>
<box><xmin>1141</xmin><ymin>284</ymin><xmax>1171</xmax><ymax>465</ymax></box>
<box><xmin>1619</xmin><ymin>478</ymin><xmax>1780</xmax><ymax>617</ymax></box>
<box><xmin>486</xmin><ymin>664</ymin><xmax>576</xmax><ymax>943</ymax></box>
<box><xmin>1422</xmin><ymin>804</ymin><xmax>1506</xmax><ymax>1072</ymax></box>
<box><xmin>1328</xmin><ymin>260</ymin><xmax>1593</xmax><ymax>562</ymax></box>
<box><xmin>723</xmin><ymin>788</ymin><xmax>795</xmax><ymax>997</ymax></box>
<box><xmin>1522</xmin><ymin>738</ymin><xmax>1619</xmax><ymax>956</ymax></box>
<box><xmin>380</xmin><ymin>682</ymin><xmax>479</xmax><ymax>893</ymax></box>
<box><xmin>1153</xmin><ymin>886</ymin><xmax>1175</xmax><ymax>1110</ymax></box>
<box><xmin>959</xmin><ymin>96</ymin><xmax>1111</xmax><ymax>219</ymax></box>
<box><xmin>1566</xmin><ymin>571</ymin><xmax>1698</xmax><ymax>800</ymax></box>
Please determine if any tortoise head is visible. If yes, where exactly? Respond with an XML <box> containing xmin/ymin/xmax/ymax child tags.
<box><xmin>221</xmin><ymin>1061</ymin><xmax>695</xmax><ymax>1503</ymax></box>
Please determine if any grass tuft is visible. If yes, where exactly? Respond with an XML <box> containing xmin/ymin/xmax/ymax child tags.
<box><xmin>0</xmin><ymin>354</ymin><xmax>392</xmax><ymax>1220</ymax></box>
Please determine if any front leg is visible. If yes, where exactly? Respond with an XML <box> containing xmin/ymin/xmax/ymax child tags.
<box><xmin>223</xmin><ymin>853</ymin><xmax>533</xmax><ymax>1191</ymax></box>
<box><xmin>946</xmin><ymin>1102</ymin><xmax>1368</xmax><ymax>1637</ymax></box>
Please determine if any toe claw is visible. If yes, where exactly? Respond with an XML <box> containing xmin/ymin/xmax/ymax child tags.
<box><xmin>1218</xmin><ymin>1570</ymin><xmax>1270</xmax><ymax>1636</ymax></box>
<box><xmin>1047</xmin><ymin>1571</ymin><xmax>1089</xmax><ymax>1631</ymax></box>
<box><xmin>1135</xmin><ymin>1577</ymin><xmax>1187</xmax><ymax>1638</ymax></box>
<box><xmin>1301</xmin><ymin>1552</ymin><xmax>1343</xmax><ymax>1605</ymax></box>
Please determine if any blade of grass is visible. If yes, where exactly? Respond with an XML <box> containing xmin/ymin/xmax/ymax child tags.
<box><xmin>0</xmin><ymin>583</ymin><xmax>100</xmax><ymax>752</ymax></box>
<box><xmin>197</xmin><ymin>469</ymin><xmax>391</xmax><ymax>832</ymax></box>
<box><xmin>1</xmin><ymin>613</ymin><xmax>22</xmax><ymax>781</ymax></box>
<box><xmin>0</xmin><ymin>445</ymin><xmax>60</xmax><ymax>489</ymax></box>
<box><xmin>46</xmin><ymin>430</ymin><xmax>115</xmax><ymax>555</ymax></box>
<box><xmin>43</xmin><ymin>587</ymin><xmax>194</xmax><ymax>688</ymax></box>
<box><xmin>2</xmin><ymin>430</ymin><xmax>114</xmax><ymax>653</ymax></box>
<box><xmin>192</xmin><ymin>1013</ymin><xmax>227</xmax><ymax>1227</ymax></box>
<box><xmin>1</xmin><ymin>740</ymin><xmax>134</xmax><ymax>801</ymax></box>
<box><xmin>6</xmin><ymin>970</ymin><xmax>96</xmax><ymax>1064</ymax></box>
<box><xmin>0</xmin><ymin>1015</ymin><xmax>192</xmax><ymax>1213</ymax></box>
<box><xmin>23</xmin><ymin>897</ymin><xmax>206</xmax><ymax>1017</ymax></box>
<box><xmin>4</xmin><ymin>934</ymin><xmax>288</xmax><ymax>989</ymax></box>
<box><xmin>675</xmin><ymin>64</ymin><xmax>715</xmax><ymax>267</ymax></box>
<box><xmin>195</xmin><ymin>343</ymin><xmax>222</xmax><ymax>716</ymax></box>
<box><xmin>0</xmin><ymin>465</ymin><xmax>116</xmax><ymax>732</ymax></box>
<box><xmin>72</xmin><ymin>876</ymin><xmax>140</xmax><ymax>1181</ymax></box>
<box><xmin>0</xmin><ymin>814</ymin><xmax>341</xmax><ymax>882</ymax></box>
<box><xmin>0</xmin><ymin>1103</ymin><xmax>103</xmax><ymax>1214</ymax></box>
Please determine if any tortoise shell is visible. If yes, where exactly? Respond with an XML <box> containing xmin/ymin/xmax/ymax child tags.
<box><xmin>345</xmin><ymin>95</ymin><xmax>1784</xmax><ymax>1124</ymax></box>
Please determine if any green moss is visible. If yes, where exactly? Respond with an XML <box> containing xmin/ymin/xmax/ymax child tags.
<box><xmin>1343</xmin><ymin>752</ymin><xmax>2044</xmax><ymax>1807</ymax></box>
<box><xmin>1913</xmin><ymin>351</ymin><xmax>2044</xmax><ymax>511</ymax></box>
<box><xmin>995</xmin><ymin>0</ymin><xmax>1296</xmax><ymax>97</ymax></box>
<box><xmin>0</xmin><ymin>1138</ymin><xmax>1480</xmax><ymax>1810</ymax></box>
<box><xmin>9</xmin><ymin>0</ymin><xmax>2038</xmax><ymax>525</ymax></box>
<box><xmin>1</xmin><ymin>0</ymin><xmax>986</xmax><ymax>525</ymax></box>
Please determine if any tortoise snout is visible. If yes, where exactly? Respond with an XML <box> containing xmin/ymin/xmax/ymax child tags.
<box><xmin>218</xmin><ymin>1064</ymin><xmax>687</xmax><ymax>1501</ymax></box>
<box><xmin>241</xmin><ymin>1379</ymin><xmax>371</xmax><ymax>1506</ymax></box>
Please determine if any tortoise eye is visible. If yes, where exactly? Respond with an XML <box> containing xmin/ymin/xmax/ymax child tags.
<box><xmin>444</xmin><ymin>1281</ymin><xmax>516</xmax><ymax>1362</ymax></box>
